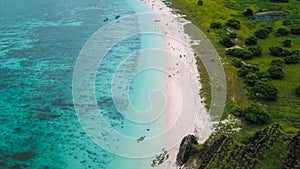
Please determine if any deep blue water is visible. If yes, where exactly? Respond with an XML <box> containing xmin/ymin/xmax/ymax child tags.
<box><xmin>0</xmin><ymin>0</ymin><xmax>162</xmax><ymax>168</ymax></box>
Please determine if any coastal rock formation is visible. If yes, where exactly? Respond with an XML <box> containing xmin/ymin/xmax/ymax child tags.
<box><xmin>176</xmin><ymin>134</ymin><xmax>198</xmax><ymax>166</ymax></box>
<box><xmin>177</xmin><ymin>124</ymin><xmax>300</xmax><ymax>169</ymax></box>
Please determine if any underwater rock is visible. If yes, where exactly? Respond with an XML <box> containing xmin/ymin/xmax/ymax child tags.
<box><xmin>12</xmin><ymin>152</ymin><xmax>36</xmax><ymax>161</ymax></box>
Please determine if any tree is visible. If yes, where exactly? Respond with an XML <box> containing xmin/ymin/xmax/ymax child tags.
<box><xmin>248</xmin><ymin>46</ymin><xmax>263</xmax><ymax>57</ymax></box>
<box><xmin>296</xmin><ymin>85</ymin><xmax>300</xmax><ymax>97</ymax></box>
<box><xmin>243</xmin><ymin>8</ymin><xmax>254</xmax><ymax>17</ymax></box>
<box><xmin>270</xmin><ymin>0</ymin><xmax>289</xmax><ymax>2</ymax></box>
<box><xmin>245</xmin><ymin>72</ymin><xmax>259</xmax><ymax>86</ymax></box>
<box><xmin>251</xmin><ymin>81</ymin><xmax>278</xmax><ymax>100</ymax></box>
<box><xmin>244</xmin><ymin>103</ymin><xmax>270</xmax><ymax>124</ymax></box>
<box><xmin>269</xmin><ymin>46</ymin><xmax>292</xmax><ymax>57</ymax></box>
<box><xmin>226</xmin><ymin>19</ymin><xmax>241</xmax><ymax>29</ymax></box>
<box><xmin>283</xmin><ymin>19</ymin><xmax>292</xmax><ymax>26</ymax></box>
<box><xmin>257</xmin><ymin>72</ymin><xmax>270</xmax><ymax>81</ymax></box>
<box><xmin>226</xmin><ymin>48</ymin><xmax>253</xmax><ymax>59</ymax></box>
<box><xmin>268</xmin><ymin>66</ymin><xmax>284</xmax><ymax>80</ymax></box>
<box><xmin>219</xmin><ymin>37</ymin><xmax>235</xmax><ymax>48</ymax></box>
<box><xmin>277</xmin><ymin>28</ymin><xmax>289</xmax><ymax>36</ymax></box>
<box><xmin>210</xmin><ymin>22</ymin><xmax>222</xmax><ymax>29</ymax></box>
<box><xmin>229</xmin><ymin>32</ymin><xmax>238</xmax><ymax>39</ymax></box>
<box><xmin>232</xmin><ymin>58</ymin><xmax>243</xmax><ymax>68</ymax></box>
<box><xmin>291</xmin><ymin>28</ymin><xmax>300</xmax><ymax>35</ymax></box>
<box><xmin>237</xmin><ymin>65</ymin><xmax>259</xmax><ymax>78</ymax></box>
<box><xmin>284</xmin><ymin>54</ymin><xmax>300</xmax><ymax>64</ymax></box>
<box><xmin>270</xmin><ymin>59</ymin><xmax>284</xmax><ymax>67</ymax></box>
<box><xmin>255</xmin><ymin>29</ymin><xmax>270</xmax><ymax>39</ymax></box>
<box><xmin>198</xmin><ymin>0</ymin><xmax>203</xmax><ymax>6</ymax></box>
<box><xmin>283</xmin><ymin>39</ymin><xmax>291</xmax><ymax>47</ymax></box>
<box><xmin>245</xmin><ymin>36</ymin><xmax>258</xmax><ymax>46</ymax></box>
<box><xmin>230</xmin><ymin>104</ymin><xmax>244</xmax><ymax>116</ymax></box>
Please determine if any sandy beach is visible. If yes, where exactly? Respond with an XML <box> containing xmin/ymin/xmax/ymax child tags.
<box><xmin>139</xmin><ymin>0</ymin><xmax>213</xmax><ymax>168</ymax></box>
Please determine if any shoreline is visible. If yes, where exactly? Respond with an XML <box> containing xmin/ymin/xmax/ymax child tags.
<box><xmin>141</xmin><ymin>0</ymin><xmax>213</xmax><ymax>168</ymax></box>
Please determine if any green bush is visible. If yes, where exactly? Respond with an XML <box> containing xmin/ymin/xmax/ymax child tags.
<box><xmin>210</xmin><ymin>22</ymin><xmax>222</xmax><ymax>29</ymax></box>
<box><xmin>277</xmin><ymin>28</ymin><xmax>289</xmax><ymax>36</ymax></box>
<box><xmin>232</xmin><ymin>58</ymin><xmax>243</xmax><ymax>68</ymax></box>
<box><xmin>243</xmin><ymin>8</ymin><xmax>254</xmax><ymax>17</ymax></box>
<box><xmin>284</xmin><ymin>54</ymin><xmax>300</xmax><ymax>64</ymax></box>
<box><xmin>255</xmin><ymin>29</ymin><xmax>270</xmax><ymax>39</ymax></box>
<box><xmin>226</xmin><ymin>19</ymin><xmax>241</xmax><ymax>30</ymax></box>
<box><xmin>220</xmin><ymin>37</ymin><xmax>235</xmax><ymax>48</ymax></box>
<box><xmin>248</xmin><ymin>46</ymin><xmax>263</xmax><ymax>57</ymax></box>
<box><xmin>270</xmin><ymin>0</ymin><xmax>289</xmax><ymax>2</ymax></box>
<box><xmin>257</xmin><ymin>72</ymin><xmax>270</xmax><ymax>81</ymax></box>
<box><xmin>244</xmin><ymin>103</ymin><xmax>270</xmax><ymax>124</ymax></box>
<box><xmin>245</xmin><ymin>73</ymin><xmax>259</xmax><ymax>86</ymax></box>
<box><xmin>270</xmin><ymin>59</ymin><xmax>284</xmax><ymax>67</ymax></box>
<box><xmin>269</xmin><ymin>46</ymin><xmax>292</xmax><ymax>57</ymax></box>
<box><xmin>268</xmin><ymin>66</ymin><xmax>284</xmax><ymax>80</ymax></box>
<box><xmin>245</xmin><ymin>36</ymin><xmax>258</xmax><ymax>46</ymax></box>
<box><xmin>296</xmin><ymin>85</ymin><xmax>300</xmax><ymax>97</ymax></box>
<box><xmin>230</xmin><ymin>104</ymin><xmax>244</xmax><ymax>116</ymax></box>
<box><xmin>283</xmin><ymin>19</ymin><xmax>292</xmax><ymax>26</ymax></box>
<box><xmin>251</xmin><ymin>81</ymin><xmax>278</xmax><ymax>100</ymax></box>
<box><xmin>229</xmin><ymin>32</ymin><xmax>238</xmax><ymax>39</ymax></box>
<box><xmin>226</xmin><ymin>48</ymin><xmax>253</xmax><ymax>59</ymax></box>
<box><xmin>282</xmin><ymin>39</ymin><xmax>291</xmax><ymax>47</ymax></box>
<box><xmin>291</xmin><ymin>28</ymin><xmax>300</xmax><ymax>35</ymax></box>
<box><xmin>198</xmin><ymin>0</ymin><xmax>203</xmax><ymax>6</ymax></box>
<box><xmin>237</xmin><ymin>65</ymin><xmax>259</xmax><ymax>78</ymax></box>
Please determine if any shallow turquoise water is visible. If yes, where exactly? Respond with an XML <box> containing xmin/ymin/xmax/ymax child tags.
<box><xmin>0</xmin><ymin>0</ymin><xmax>166</xmax><ymax>168</ymax></box>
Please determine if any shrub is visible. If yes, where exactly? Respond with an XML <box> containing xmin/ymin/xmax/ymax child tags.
<box><xmin>210</xmin><ymin>22</ymin><xmax>222</xmax><ymax>29</ymax></box>
<box><xmin>219</xmin><ymin>37</ymin><xmax>235</xmax><ymax>48</ymax></box>
<box><xmin>245</xmin><ymin>36</ymin><xmax>257</xmax><ymax>46</ymax></box>
<box><xmin>230</xmin><ymin>104</ymin><xmax>244</xmax><ymax>116</ymax></box>
<box><xmin>248</xmin><ymin>46</ymin><xmax>263</xmax><ymax>57</ymax></box>
<box><xmin>255</xmin><ymin>29</ymin><xmax>270</xmax><ymax>39</ymax></box>
<box><xmin>283</xmin><ymin>19</ymin><xmax>292</xmax><ymax>26</ymax></box>
<box><xmin>198</xmin><ymin>0</ymin><xmax>203</xmax><ymax>6</ymax></box>
<box><xmin>226</xmin><ymin>19</ymin><xmax>241</xmax><ymax>29</ymax></box>
<box><xmin>283</xmin><ymin>39</ymin><xmax>291</xmax><ymax>47</ymax></box>
<box><xmin>268</xmin><ymin>66</ymin><xmax>284</xmax><ymax>80</ymax></box>
<box><xmin>296</xmin><ymin>85</ymin><xmax>300</xmax><ymax>97</ymax></box>
<box><xmin>269</xmin><ymin>46</ymin><xmax>292</xmax><ymax>57</ymax></box>
<box><xmin>244</xmin><ymin>103</ymin><xmax>270</xmax><ymax>124</ymax></box>
<box><xmin>291</xmin><ymin>28</ymin><xmax>300</xmax><ymax>35</ymax></box>
<box><xmin>243</xmin><ymin>8</ymin><xmax>254</xmax><ymax>17</ymax></box>
<box><xmin>226</xmin><ymin>48</ymin><xmax>253</xmax><ymax>59</ymax></box>
<box><xmin>277</xmin><ymin>28</ymin><xmax>289</xmax><ymax>36</ymax></box>
<box><xmin>257</xmin><ymin>72</ymin><xmax>270</xmax><ymax>81</ymax></box>
<box><xmin>251</xmin><ymin>81</ymin><xmax>278</xmax><ymax>100</ymax></box>
<box><xmin>270</xmin><ymin>59</ymin><xmax>284</xmax><ymax>67</ymax></box>
<box><xmin>245</xmin><ymin>73</ymin><xmax>259</xmax><ymax>86</ymax></box>
<box><xmin>237</xmin><ymin>65</ymin><xmax>259</xmax><ymax>78</ymax></box>
<box><xmin>232</xmin><ymin>58</ymin><xmax>243</xmax><ymax>68</ymax></box>
<box><xmin>284</xmin><ymin>54</ymin><xmax>300</xmax><ymax>64</ymax></box>
<box><xmin>229</xmin><ymin>32</ymin><xmax>238</xmax><ymax>39</ymax></box>
<box><xmin>270</xmin><ymin>0</ymin><xmax>289</xmax><ymax>2</ymax></box>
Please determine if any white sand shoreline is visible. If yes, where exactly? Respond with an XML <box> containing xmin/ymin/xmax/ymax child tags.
<box><xmin>140</xmin><ymin>0</ymin><xmax>213</xmax><ymax>168</ymax></box>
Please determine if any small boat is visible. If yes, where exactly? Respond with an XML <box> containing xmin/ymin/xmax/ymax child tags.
<box><xmin>103</xmin><ymin>17</ymin><xmax>108</xmax><ymax>22</ymax></box>
<box><xmin>115</xmin><ymin>14</ymin><xmax>120</xmax><ymax>19</ymax></box>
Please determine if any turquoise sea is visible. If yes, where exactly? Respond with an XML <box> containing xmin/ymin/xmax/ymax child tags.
<box><xmin>0</xmin><ymin>0</ymin><xmax>168</xmax><ymax>168</ymax></box>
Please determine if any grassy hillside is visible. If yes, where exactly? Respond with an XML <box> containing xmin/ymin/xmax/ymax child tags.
<box><xmin>171</xmin><ymin>0</ymin><xmax>300</xmax><ymax>142</ymax></box>
<box><xmin>170</xmin><ymin>0</ymin><xmax>300</xmax><ymax>167</ymax></box>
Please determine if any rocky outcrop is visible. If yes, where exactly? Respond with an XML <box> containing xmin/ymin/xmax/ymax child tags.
<box><xmin>283</xmin><ymin>131</ymin><xmax>300</xmax><ymax>169</ymax></box>
<box><xmin>176</xmin><ymin>134</ymin><xmax>198</xmax><ymax>166</ymax></box>
<box><xmin>178</xmin><ymin>124</ymin><xmax>300</xmax><ymax>169</ymax></box>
